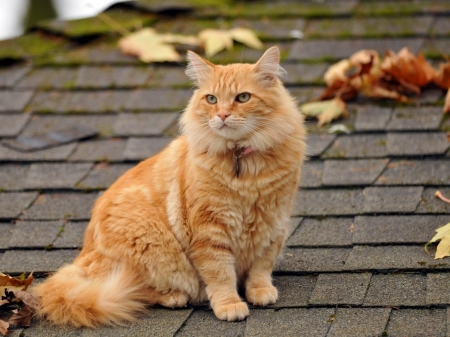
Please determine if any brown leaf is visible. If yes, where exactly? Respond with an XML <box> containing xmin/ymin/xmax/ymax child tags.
<box><xmin>0</xmin><ymin>272</ymin><xmax>34</xmax><ymax>296</ymax></box>
<box><xmin>381</xmin><ymin>47</ymin><xmax>435</xmax><ymax>87</ymax></box>
<box><xmin>7</xmin><ymin>306</ymin><xmax>31</xmax><ymax>327</ymax></box>
<box><xmin>444</xmin><ymin>88</ymin><xmax>450</xmax><ymax>114</ymax></box>
<box><xmin>0</xmin><ymin>320</ymin><xmax>11</xmax><ymax>336</ymax></box>
<box><xmin>12</xmin><ymin>291</ymin><xmax>38</xmax><ymax>311</ymax></box>
<box><xmin>324</xmin><ymin>59</ymin><xmax>352</xmax><ymax>87</ymax></box>
<box><xmin>434</xmin><ymin>62</ymin><xmax>450</xmax><ymax>89</ymax></box>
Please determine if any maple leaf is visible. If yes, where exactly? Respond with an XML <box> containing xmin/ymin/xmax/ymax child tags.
<box><xmin>426</xmin><ymin>222</ymin><xmax>450</xmax><ymax>259</ymax></box>
<box><xmin>300</xmin><ymin>98</ymin><xmax>348</xmax><ymax>126</ymax></box>
<box><xmin>118</xmin><ymin>28</ymin><xmax>200</xmax><ymax>63</ymax></box>
<box><xmin>0</xmin><ymin>272</ymin><xmax>33</xmax><ymax>295</ymax></box>
<box><xmin>381</xmin><ymin>47</ymin><xmax>435</xmax><ymax>87</ymax></box>
<box><xmin>434</xmin><ymin>62</ymin><xmax>450</xmax><ymax>89</ymax></box>
<box><xmin>198</xmin><ymin>27</ymin><xmax>263</xmax><ymax>57</ymax></box>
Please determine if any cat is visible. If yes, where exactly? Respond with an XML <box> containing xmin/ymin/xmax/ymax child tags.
<box><xmin>33</xmin><ymin>46</ymin><xmax>306</xmax><ymax>327</ymax></box>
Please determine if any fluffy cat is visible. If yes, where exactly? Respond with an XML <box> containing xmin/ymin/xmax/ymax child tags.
<box><xmin>33</xmin><ymin>46</ymin><xmax>306</xmax><ymax>327</ymax></box>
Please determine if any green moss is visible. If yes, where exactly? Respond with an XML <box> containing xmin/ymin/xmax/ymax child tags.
<box><xmin>417</xmin><ymin>261</ymin><xmax>427</xmax><ymax>266</ymax></box>
<box><xmin>37</xmin><ymin>8</ymin><xmax>157</xmax><ymax>38</ymax></box>
<box><xmin>354</xmin><ymin>2</ymin><xmax>421</xmax><ymax>16</ymax></box>
<box><xmin>375</xmin><ymin>139</ymin><xmax>387</xmax><ymax>147</ymax></box>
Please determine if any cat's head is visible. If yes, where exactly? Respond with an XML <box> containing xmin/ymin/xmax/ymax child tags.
<box><xmin>181</xmin><ymin>46</ymin><xmax>299</xmax><ymax>155</ymax></box>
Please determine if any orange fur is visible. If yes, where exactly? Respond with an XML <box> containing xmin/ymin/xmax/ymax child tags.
<box><xmin>33</xmin><ymin>46</ymin><xmax>306</xmax><ymax>326</ymax></box>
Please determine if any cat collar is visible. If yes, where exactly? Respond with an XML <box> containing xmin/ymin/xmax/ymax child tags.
<box><xmin>233</xmin><ymin>146</ymin><xmax>254</xmax><ymax>178</ymax></box>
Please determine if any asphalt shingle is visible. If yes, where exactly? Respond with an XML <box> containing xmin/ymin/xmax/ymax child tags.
<box><xmin>74</xmin><ymin>66</ymin><xmax>153</xmax><ymax>88</ymax></box>
<box><xmin>124</xmin><ymin>137</ymin><xmax>172</xmax><ymax>161</ymax></box>
<box><xmin>305</xmin><ymin>134</ymin><xmax>336</xmax><ymax>157</ymax></box>
<box><xmin>376</xmin><ymin>160</ymin><xmax>450</xmax><ymax>185</ymax></box>
<box><xmin>24</xmin><ymin>163</ymin><xmax>93</xmax><ymax>189</ymax></box>
<box><xmin>0</xmin><ymin>143</ymin><xmax>77</xmax><ymax>162</ymax></box>
<box><xmin>69</xmin><ymin>140</ymin><xmax>127</xmax><ymax>162</ymax></box>
<box><xmin>0</xmin><ymin>222</ymin><xmax>14</xmax><ymax>249</ymax></box>
<box><xmin>387</xmin><ymin>132</ymin><xmax>450</xmax><ymax>156</ymax></box>
<box><xmin>77</xmin><ymin>163</ymin><xmax>133</xmax><ymax>190</ymax></box>
<box><xmin>386</xmin><ymin>309</ymin><xmax>446</xmax><ymax>337</ymax></box>
<box><xmin>322</xmin><ymin>134</ymin><xmax>388</xmax><ymax>158</ymax></box>
<box><xmin>0</xmin><ymin>192</ymin><xmax>38</xmax><ymax>219</ymax></box>
<box><xmin>0</xmin><ymin>90</ymin><xmax>34</xmax><ymax>111</ymax></box>
<box><xmin>176</xmin><ymin>310</ymin><xmax>245</xmax><ymax>337</ymax></box>
<box><xmin>416</xmin><ymin>187</ymin><xmax>450</xmax><ymax>214</ymax></box>
<box><xmin>8</xmin><ymin>220</ymin><xmax>64</xmax><ymax>248</ymax></box>
<box><xmin>361</xmin><ymin>186</ymin><xmax>423</xmax><ymax>213</ymax></box>
<box><xmin>0</xmin><ymin>114</ymin><xmax>30</xmax><ymax>137</ymax></box>
<box><xmin>327</xmin><ymin>308</ymin><xmax>391</xmax><ymax>337</ymax></box>
<box><xmin>299</xmin><ymin>161</ymin><xmax>323</xmax><ymax>188</ymax></box>
<box><xmin>386</xmin><ymin>107</ymin><xmax>443</xmax><ymax>131</ymax></box>
<box><xmin>272</xmin><ymin>275</ymin><xmax>317</xmax><ymax>307</ymax></box>
<box><xmin>321</xmin><ymin>159</ymin><xmax>388</xmax><ymax>186</ymax></box>
<box><xmin>0</xmin><ymin>64</ymin><xmax>30</xmax><ymax>88</ymax></box>
<box><xmin>354</xmin><ymin>106</ymin><xmax>392</xmax><ymax>132</ymax></box>
<box><xmin>16</xmin><ymin>68</ymin><xmax>78</xmax><ymax>89</ymax></box>
<box><xmin>0</xmin><ymin>164</ymin><xmax>29</xmax><ymax>190</ymax></box>
<box><xmin>427</xmin><ymin>273</ymin><xmax>450</xmax><ymax>305</ymax></box>
<box><xmin>113</xmin><ymin>112</ymin><xmax>178</xmax><ymax>136</ymax></box>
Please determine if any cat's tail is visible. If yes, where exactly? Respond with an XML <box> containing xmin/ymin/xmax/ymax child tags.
<box><xmin>32</xmin><ymin>263</ymin><xmax>148</xmax><ymax>327</ymax></box>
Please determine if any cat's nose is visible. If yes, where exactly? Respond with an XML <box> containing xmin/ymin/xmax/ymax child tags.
<box><xmin>217</xmin><ymin>111</ymin><xmax>230</xmax><ymax>121</ymax></box>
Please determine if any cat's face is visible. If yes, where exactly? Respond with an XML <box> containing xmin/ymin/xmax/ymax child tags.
<box><xmin>181</xmin><ymin>47</ymin><xmax>297</xmax><ymax>155</ymax></box>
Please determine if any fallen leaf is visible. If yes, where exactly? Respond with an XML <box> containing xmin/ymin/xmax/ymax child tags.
<box><xmin>7</xmin><ymin>306</ymin><xmax>31</xmax><ymax>327</ymax></box>
<box><xmin>435</xmin><ymin>190</ymin><xmax>450</xmax><ymax>204</ymax></box>
<box><xmin>324</xmin><ymin>59</ymin><xmax>351</xmax><ymax>87</ymax></box>
<box><xmin>118</xmin><ymin>28</ymin><xmax>200</xmax><ymax>63</ymax></box>
<box><xmin>198</xmin><ymin>29</ymin><xmax>233</xmax><ymax>57</ymax></box>
<box><xmin>229</xmin><ymin>27</ymin><xmax>263</xmax><ymax>50</ymax></box>
<box><xmin>12</xmin><ymin>291</ymin><xmax>38</xmax><ymax>311</ymax></box>
<box><xmin>328</xmin><ymin>124</ymin><xmax>350</xmax><ymax>134</ymax></box>
<box><xmin>301</xmin><ymin>98</ymin><xmax>348</xmax><ymax>126</ymax></box>
<box><xmin>425</xmin><ymin>222</ymin><xmax>450</xmax><ymax>255</ymax></box>
<box><xmin>434</xmin><ymin>62</ymin><xmax>450</xmax><ymax>89</ymax></box>
<box><xmin>198</xmin><ymin>27</ymin><xmax>264</xmax><ymax>57</ymax></box>
<box><xmin>381</xmin><ymin>47</ymin><xmax>435</xmax><ymax>87</ymax></box>
<box><xmin>0</xmin><ymin>272</ymin><xmax>33</xmax><ymax>296</ymax></box>
<box><xmin>444</xmin><ymin>88</ymin><xmax>450</xmax><ymax>114</ymax></box>
<box><xmin>0</xmin><ymin>320</ymin><xmax>11</xmax><ymax>336</ymax></box>
<box><xmin>436</xmin><ymin>235</ymin><xmax>450</xmax><ymax>259</ymax></box>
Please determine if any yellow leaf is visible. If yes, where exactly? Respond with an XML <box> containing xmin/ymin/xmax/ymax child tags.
<box><xmin>229</xmin><ymin>27</ymin><xmax>263</xmax><ymax>50</ymax></box>
<box><xmin>436</xmin><ymin>235</ymin><xmax>450</xmax><ymax>259</ymax></box>
<box><xmin>198</xmin><ymin>29</ymin><xmax>233</xmax><ymax>57</ymax></box>
<box><xmin>444</xmin><ymin>88</ymin><xmax>450</xmax><ymax>114</ymax></box>
<box><xmin>300</xmin><ymin>98</ymin><xmax>348</xmax><ymax>126</ymax></box>
<box><xmin>118</xmin><ymin>28</ymin><xmax>182</xmax><ymax>63</ymax></box>
<box><xmin>158</xmin><ymin>33</ymin><xmax>200</xmax><ymax>46</ymax></box>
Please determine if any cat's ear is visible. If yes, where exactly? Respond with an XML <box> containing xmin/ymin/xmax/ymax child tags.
<box><xmin>186</xmin><ymin>51</ymin><xmax>214</xmax><ymax>85</ymax></box>
<box><xmin>254</xmin><ymin>46</ymin><xmax>284</xmax><ymax>86</ymax></box>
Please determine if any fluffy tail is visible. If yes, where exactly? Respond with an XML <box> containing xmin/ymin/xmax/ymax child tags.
<box><xmin>32</xmin><ymin>264</ymin><xmax>147</xmax><ymax>327</ymax></box>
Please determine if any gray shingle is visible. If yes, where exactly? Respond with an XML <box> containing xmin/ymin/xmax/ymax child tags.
<box><xmin>149</xmin><ymin>67</ymin><xmax>191</xmax><ymax>88</ymax></box>
<box><xmin>293</xmin><ymin>189</ymin><xmax>363</xmax><ymax>216</ymax></box>
<box><xmin>299</xmin><ymin>161</ymin><xmax>323</xmax><ymax>188</ymax></box>
<box><xmin>77</xmin><ymin>163</ymin><xmax>134</xmax><ymax>190</ymax></box>
<box><xmin>8</xmin><ymin>220</ymin><xmax>63</xmax><ymax>248</ymax></box>
<box><xmin>24</xmin><ymin>163</ymin><xmax>93</xmax><ymax>189</ymax></box>
<box><xmin>176</xmin><ymin>310</ymin><xmax>245</xmax><ymax>337</ymax></box>
<box><xmin>322</xmin><ymin>159</ymin><xmax>388</xmax><ymax>186</ymax></box>
<box><xmin>0</xmin><ymin>143</ymin><xmax>77</xmax><ymax>161</ymax></box>
<box><xmin>0</xmin><ymin>222</ymin><xmax>14</xmax><ymax>249</ymax></box>
<box><xmin>353</xmin><ymin>215</ymin><xmax>450</xmax><ymax>245</ymax></box>
<box><xmin>290</xmin><ymin>87</ymin><xmax>326</xmax><ymax>105</ymax></box>
<box><xmin>282</xmin><ymin>63</ymin><xmax>327</xmax><ymax>85</ymax></box>
<box><xmin>376</xmin><ymin>160</ymin><xmax>450</xmax><ymax>185</ymax></box>
<box><xmin>416</xmin><ymin>188</ymin><xmax>450</xmax><ymax>214</ymax></box>
<box><xmin>113</xmin><ymin>112</ymin><xmax>178</xmax><ymax>136</ymax></box>
<box><xmin>344</xmin><ymin>245</ymin><xmax>439</xmax><ymax>271</ymax></box>
<box><xmin>327</xmin><ymin>308</ymin><xmax>391</xmax><ymax>337</ymax></box>
<box><xmin>0</xmin><ymin>249</ymin><xmax>79</xmax><ymax>274</ymax></box>
<box><xmin>0</xmin><ymin>164</ymin><xmax>29</xmax><ymax>190</ymax></box>
<box><xmin>309</xmin><ymin>273</ymin><xmax>371</xmax><ymax>305</ymax></box>
<box><xmin>427</xmin><ymin>273</ymin><xmax>450</xmax><ymax>305</ymax></box>
<box><xmin>21</xmin><ymin>193</ymin><xmax>98</xmax><ymax>220</ymax></box>
<box><xmin>0</xmin><ymin>90</ymin><xmax>34</xmax><ymax>111</ymax></box>
<box><xmin>69</xmin><ymin>140</ymin><xmax>127</xmax><ymax>162</ymax></box>
<box><xmin>386</xmin><ymin>309</ymin><xmax>446</xmax><ymax>337</ymax></box>
<box><xmin>289</xmin><ymin>38</ymin><xmax>424</xmax><ymax>60</ymax></box>
<box><xmin>0</xmin><ymin>192</ymin><xmax>38</xmax><ymax>219</ymax></box>
<box><xmin>245</xmin><ymin>308</ymin><xmax>333</xmax><ymax>337</ymax></box>
<box><xmin>272</xmin><ymin>275</ymin><xmax>317</xmax><ymax>307</ymax></box>
<box><xmin>0</xmin><ymin>114</ymin><xmax>30</xmax><ymax>137</ymax></box>
<box><xmin>124</xmin><ymin>137</ymin><xmax>172</xmax><ymax>161</ymax></box>
<box><xmin>0</xmin><ymin>64</ymin><xmax>30</xmax><ymax>88</ymax></box>
<box><xmin>74</xmin><ymin>66</ymin><xmax>152</xmax><ymax>88</ymax></box>
<box><xmin>53</xmin><ymin>222</ymin><xmax>88</xmax><ymax>249</ymax></box>
<box><xmin>322</xmin><ymin>134</ymin><xmax>387</xmax><ymax>158</ymax></box>
<box><xmin>354</xmin><ymin>106</ymin><xmax>392</xmax><ymax>132</ymax></box>
<box><xmin>386</xmin><ymin>107</ymin><xmax>443</xmax><ymax>131</ymax></box>
<box><xmin>362</xmin><ymin>186</ymin><xmax>423</xmax><ymax>213</ymax></box>
<box><xmin>287</xmin><ymin>217</ymin><xmax>353</xmax><ymax>247</ymax></box>
<box><xmin>275</xmin><ymin>247</ymin><xmax>351</xmax><ymax>272</ymax></box>
<box><xmin>125</xmin><ymin>89</ymin><xmax>190</xmax><ymax>111</ymax></box>
<box><xmin>364</xmin><ymin>274</ymin><xmax>427</xmax><ymax>306</ymax></box>
<box><xmin>15</xmin><ymin>68</ymin><xmax>78</xmax><ymax>89</ymax></box>
<box><xmin>305</xmin><ymin>134</ymin><xmax>336</xmax><ymax>157</ymax></box>
<box><xmin>387</xmin><ymin>132</ymin><xmax>450</xmax><ymax>156</ymax></box>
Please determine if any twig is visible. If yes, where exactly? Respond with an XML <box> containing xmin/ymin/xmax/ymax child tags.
<box><xmin>435</xmin><ymin>190</ymin><xmax>450</xmax><ymax>204</ymax></box>
<box><xmin>96</xmin><ymin>12</ymin><xmax>131</xmax><ymax>37</ymax></box>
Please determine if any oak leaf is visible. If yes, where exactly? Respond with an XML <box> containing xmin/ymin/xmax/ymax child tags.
<box><xmin>434</xmin><ymin>62</ymin><xmax>450</xmax><ymax>89</ymax></box>
<box><xmin>381</xmin><ymin>47</ymin><xmax>434</xmax><ymax>87</ymax></box>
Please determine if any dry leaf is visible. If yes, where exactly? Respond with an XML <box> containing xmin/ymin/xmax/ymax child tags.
<box><xmin>324</xmin><ymin>59</ymin><xmax>351</xmax><ymax>87</ymax></box>
<box><xmin>0</xmin><ymin>272</ymin><xmax>33</xmax><ymax>296</ymax></box>
<box><xmin>436</xmin><ymin>235</ymin><xmax>450</xmax><ymax>259</ymax></box>
<box><xmin>229</xmin><ymin>28</ymin><xmax>263</xmax><ymax>50</ymax></box>
<box><xmin>434</xmin><ymin>62</ymin><xmax>450</xmax><ymax>89</ymax></box>
<box><xmin>198</xmin><ymin>27</ymin><xmax>263</xmax><ymax>57</ymax></box>
<box><xmin>444</xmin><ymin>88</ymin><xmax>450</xmax><ymax>114</ymax></box>
<box><xmin>118</xmin><ymin>28</ymin><xmax>199</xmax><ymax>63</ymax></box>
<box><xmin>7</xmin><ymin>306</ymin><xmax>31</xmax><ymax>327</ymax></box>
<box><xmin>301</xmin><ymin>98</ymin><xmax>348</xmax><ymax>126</ymax></box>
<box><xmin>198</xmin><ymin>29</ymin><xmax>233</xmax><ymax>57</ymax></box>
<box><xmin>381</xmin><ymin>47</ymin><xmax>434</xmax><ymax>87</ymax></box>
<box><xmin>13</xmin><ymin>291</ymin><xmax>38</xmax><ymax>311</ymax></box>
<box><xmin>0</xmin><ymin>320</ymin><xmax>11</xmax><ymax>336</ymax></box>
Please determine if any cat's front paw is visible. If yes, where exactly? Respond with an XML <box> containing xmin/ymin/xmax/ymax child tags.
<box><xmin>246</xmin><ymin>285</ymin><xmax>278</xmax><ymax>306</ymax></box>
<box><xmin>213</xmin><ymin>301</ymin><xmax>249</xmax><ymax>321</ymax></box>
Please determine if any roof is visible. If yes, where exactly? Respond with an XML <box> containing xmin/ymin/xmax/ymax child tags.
<box><xmin>1</xmin><ymin>0</ymin><xmax>450</xmax><ymax>335</ymax></box>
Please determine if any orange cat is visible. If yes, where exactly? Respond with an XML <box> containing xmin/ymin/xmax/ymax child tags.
<box><xmin>33</xmin><ymin>46</ymin><xmax>306</xmax><ymax>327</ymax></box>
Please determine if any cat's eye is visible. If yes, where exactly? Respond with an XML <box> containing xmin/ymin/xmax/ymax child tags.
<box><xmin>206</xmin><ymin>95</ymin><xmax>217</xmax><ymax>104</ymax></box>
<box><xmin>236</xmin><ymin>93</ymin><xmax>250</xmax><ymax>103</ymax></box>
